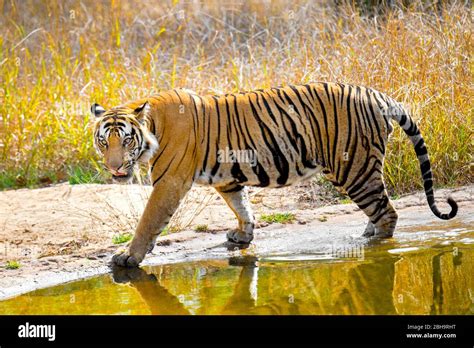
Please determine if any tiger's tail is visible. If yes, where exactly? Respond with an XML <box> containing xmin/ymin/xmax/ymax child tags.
<box><xmin>389</xmin><ymin>104</ymin><xmax>458</xmax><ymax>220</ymax></box>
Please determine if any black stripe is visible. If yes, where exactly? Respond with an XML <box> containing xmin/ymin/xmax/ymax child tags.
<box><xmin>150</xmin><ymin>142</ymin><xmax>169</xmax><ymax>173</ymax></box>
<box><xmin>189</xmin><ymin>94</ymin><xmax>200</xmax><ymax>160</ymax></box>
<box><xmin>351</xmin><ymin>184</ymin><xmax>385</xmax><ymax>204</ymax></box>
<box><xmin>414</xmin><ymin>138</ymin><xmax>428</xmax><ymax>156</ymax></box>
<box><xmin>303</xmin><ymin>85</ymin><xmax>326</xmax><ymax>167</ymax></box>
<box><xmin>210</xmin><ymin>97</ymin><xmax>221</xmax><ymax>177</ymax></box>
<box><xmin>225</xmin><ymin>98</ymin><xmax>234</xmax><ymax>151</ymax></box>
<box><xmin>327</xmin><ymin>84</ymin><xmax>339</xmax><ymax>173</ymax></box>
<box><xmin>365</xmin><ymin>89</ymin><xmax>385</xmax><ymax>151</ymax></box>
<box><xmin>285</xmin><ymin>87</ymin><xmax>319</xmax><ymax>167</ymax></box>
<box><xmin>201</xmin><ymin>97</ymin><xmax>211</xmax><ymax>172</ymax></box>
<box><xmin>399</xmin><ymin>114</ymin><xmax>407</xmax><ymax>126</ymax></box>
<box><xmin>371</xmin><ymin>197</ymin><xmax>390</xmax><ymax>223</ymax></box>
<box><xmin>360</xmin><ymin>92</ymin><xmax>384</xmax><ymax>154</ymax></box>
<box><xmin>313</xmin><ymin>87</ymin><xmax>331</xmax><ymax>170</ymax></box>
<box><xmin>266</xmin><ymin>91</ymin><xmax>299</xmax><ymax>162</ymax></box>
<box><xmin>232</xmin><ymin>95</ymin><xmax>249</xmax><ymax>151</ymax></box>
<box><xmin>221</xmin><ymin>95</ymin><xmax>249</xmax><ymax>184</ymax></box>
<box><xmin>239</xmin><ymin>96</ymin><xmax>270</xmax><ymax>186</ymax></box>
<box><xmin>152</xmin><ymin>155</ymin><xmax>176</xmax><ymax>186</ymax></box>
<box><xmin>256</xmin><ymin>91</ymin><xmax>278</xmax><ymax>125</ymax></box>
<box><xmin>149</xmin><ymin>118</ymin><xmax>156</xmax><ymax>134</ymax></box>
<box><xmin>250</xmin><ymin>97</ymin><xmax>289</xmax><ymax>185</ymax></box>
<box><xmin>423</xmin><ymin>178</ymin><xmax>433</xmax><ymax>192</ymax></box>
<box><xmin>420</xmin><ymin>160</ymin><xmax>431</xmax><ymax>174</ymax></box>
<box><xmin>403</xmin><ymin>116</ymin><xmax>420</xmax><ymax>137</ymax></box>
<box><xmin>343</xmin><ymin>85</ymin><xmax>353</xmax><ymax>154</ymax></box>
<box><xmin>299</xmin><ymin>86</ymin><xmax>320</xmax><ymax>159</ymax></box>
<box><xmin>355</xmin><ymin>87</ymin><xmax>372</xmax><ymax>142</ymax></box>
<box><xmin>346</xmin><ymin>157</ymin><xmax>383</xmax><ymax>197</ymax></box>
<box><xmin>230</xmin><ymin>162</ymin><xmax>248</xmax><ymax>183</ymax></box>
<box><xmin>373</xmin><ymin>93</ymin><xmax>391</xmax><ymax>131</ymax></box>
<box><xmin>339</xmin><ymin>105</ymin><xmax>359</xmax><ymax>186</ymax></box>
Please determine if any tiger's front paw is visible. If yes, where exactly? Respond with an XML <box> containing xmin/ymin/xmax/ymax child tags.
<box><xmin>227</xmin><ymin>229</ymin><xmax>254</xmax><ymax>244</ymax></box>
<box><xmin>112</xmin><ymin>249</ymin><xmax>144</xmax><ymax>267</ymax></box>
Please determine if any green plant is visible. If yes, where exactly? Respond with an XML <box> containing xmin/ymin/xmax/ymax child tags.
<box><xmin>340</xmin><ymin>198</ymin><xmax>353</xmax><ymax>205</ymax></box>
<box><xmin>112</xmin><ymin>233</ymin><xmax>133</xmax><ymax>245</ymax></box>
<box><xmin>194</xmin><ymin>224</ymin><xmax>209</xmax><ymax>232</ymax></box>
<box><xmin>68</xmin><ymin>165</ymin><xmax>105</xmax><ymax>185</ymax></box>
<box><xmin>5</xmin><ymin>260</ymin><xmax>21</xmax><ymax>269</ymax></box>
<box><xmin>260</xmin><ymin>212</ymin><xmax>296</xmax><ymax>224</ymax></box>
<box><xmin>161</xmin><ymin>226</ymin><xmax>169</xmax><ymax>236</ymax></box>
<box><xmin>160</xmin><ymin>225</ymin><xmax>180</xmax><ymax>236</ymax></box>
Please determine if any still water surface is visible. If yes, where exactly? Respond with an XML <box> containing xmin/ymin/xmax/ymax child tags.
<box><xmin>1</xmin><ymin>226</ymin><xmax>472</xmax><ymax>315</ymax></box>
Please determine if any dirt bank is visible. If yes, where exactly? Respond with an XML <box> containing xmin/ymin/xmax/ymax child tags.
<box><xmin>0</xmin><ymin>182</ymin><xmax>472</xmax><ymax>300</ymax></box>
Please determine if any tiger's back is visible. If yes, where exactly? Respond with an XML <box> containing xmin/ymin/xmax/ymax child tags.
<box><xmin>187</xmin><ymin>83</ymin><xmax>394</xmax><ymax>192</ymax></box>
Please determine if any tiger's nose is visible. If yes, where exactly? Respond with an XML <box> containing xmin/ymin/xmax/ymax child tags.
<box><xmin>106</xmin><ymin>162</ymin><xmax>123</xmax><ymax>172</ymax></box>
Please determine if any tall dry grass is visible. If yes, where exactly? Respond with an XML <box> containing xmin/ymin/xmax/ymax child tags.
<box><xmin>0</xmin><ymin>0</ymin><xmax>472</xmax><ymax>193</ymax></box>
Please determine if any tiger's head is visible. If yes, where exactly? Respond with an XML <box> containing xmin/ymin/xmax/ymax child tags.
<box><xmin>91</xmin><ymin>101</ymin><xmax>158</xmax><ymax>183</ymax></box>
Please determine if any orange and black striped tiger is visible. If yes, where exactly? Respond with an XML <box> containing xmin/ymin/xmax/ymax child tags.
<box><xmin>91</xmin><ymin>82</ymin><xmax>458</xmax><ymax>267</ymax></box>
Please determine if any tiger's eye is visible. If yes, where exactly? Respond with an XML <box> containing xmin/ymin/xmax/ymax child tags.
<box><xmin>123</xmin><ymin>137</ymin><xmax>132</xmax><ymax>146</ymax></box>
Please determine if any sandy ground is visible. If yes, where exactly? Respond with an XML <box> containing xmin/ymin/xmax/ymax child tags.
<box><xmin>0</xmin><ymin>181</ymin><xmax>472</xmax><ymax>299</ymax></box>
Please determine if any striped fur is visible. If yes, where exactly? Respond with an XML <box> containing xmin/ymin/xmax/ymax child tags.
<box><xmin>92</xmin><ymin>82</ymin><xmax>457</xmax><ymax>267</ymax></box>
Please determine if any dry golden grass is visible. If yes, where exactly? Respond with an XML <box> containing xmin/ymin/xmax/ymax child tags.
<box><xmin>0</xmin><ymin>0</ymin><xmax>472</xmax><ymax>193</ymax></box>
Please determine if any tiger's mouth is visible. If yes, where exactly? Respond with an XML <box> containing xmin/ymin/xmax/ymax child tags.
<box><xmin>111</xmin><ymin>171</ymin><xmax>133</xmax><ymax>183</ymax></box>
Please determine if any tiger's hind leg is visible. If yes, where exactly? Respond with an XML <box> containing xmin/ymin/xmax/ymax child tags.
<box><xmin>215</xmin><ymin>185</ymin><xmax>255</xmax><ymax>244</ymax></box>
<box><xmin>362</xmin><ymin>221</ymin><xmax>376</xmax><ymax>237</ymax></box>
<box><xmin>347</xmin><ymin>180</ymin><xmax>398</xmax><ymax>238</ymax></box>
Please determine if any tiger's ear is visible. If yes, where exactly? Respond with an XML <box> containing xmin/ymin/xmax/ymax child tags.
<box><xmin>91</xmin><ymin>103</ymin><xmax>106</xmax><ymax>118</ymax></box>
<box><xmin>133</xmin><ymin>101</ymin><xmax>150</xmax><ymax>123</ymax></box>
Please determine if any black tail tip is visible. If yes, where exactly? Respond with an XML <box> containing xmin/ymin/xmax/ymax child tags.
<box><xmin>441</xmin><ymin>196</ymin><xmax>458</xmax><ymax>220</ymax></box>
<box><xmin>447</xmin><ymin>196</ymin><xmax>458</xmax><ymax>218</ymax></box>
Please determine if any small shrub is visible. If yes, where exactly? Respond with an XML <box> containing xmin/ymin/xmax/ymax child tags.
<box><xmin>160</xmin><ymin>225</ymin><xmax>181</xmax><ymax>236</ymax></box>
<box><xmin>5</xmin><ymin>260</ymin><xmax>21</xmax><ymax>270</ymax></box>
<box><xmin>194</xmin><ymin>224</ymin><xmax>209</xmax><ymax>232</ymax></box>
<box><xmin>260</xmin><ymin>212</ymin><xmax>295</xmax><ymax>224</ymax></box>
<box><xmin>68</xmin><ymin>166</ymin><xmax>105</xmax><ymax>185</ymax></box>
<box><xmin>161</xmin><ymin>226</ymin><xmax>169</xmax><ymax>236</ymax></box>
<box><xmin>318</xmin><ymin>216</ymin><xmax>328</xmax><ymax>222</ymax></box>
<box><xmin>112</xmin><ymin>233</ymin><xmax>133</xmax><ymax>245</ymax></box>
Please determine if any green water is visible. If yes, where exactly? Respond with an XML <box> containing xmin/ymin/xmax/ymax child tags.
<box><xmin>1</xmin><ymin>241</ymin><xmax>473</xmax><ymax>315</ymax></box>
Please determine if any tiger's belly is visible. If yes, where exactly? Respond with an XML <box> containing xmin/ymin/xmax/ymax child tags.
<box><xmin>194</xmin><ymin>161</ymin><xmax>324</xmax><ymax>188</ymax></box>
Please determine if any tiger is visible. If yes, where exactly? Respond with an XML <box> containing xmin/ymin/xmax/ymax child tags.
<box><xmin>91</xmin><ymin>82</ymin><xmax>458</xmax><ymax>267</ymax></box>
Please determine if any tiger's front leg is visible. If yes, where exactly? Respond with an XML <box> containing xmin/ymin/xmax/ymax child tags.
<box><xmin>112</xmin><ymin>178</ymin><xmax>192</xmax><ymax>267</ymax></box>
